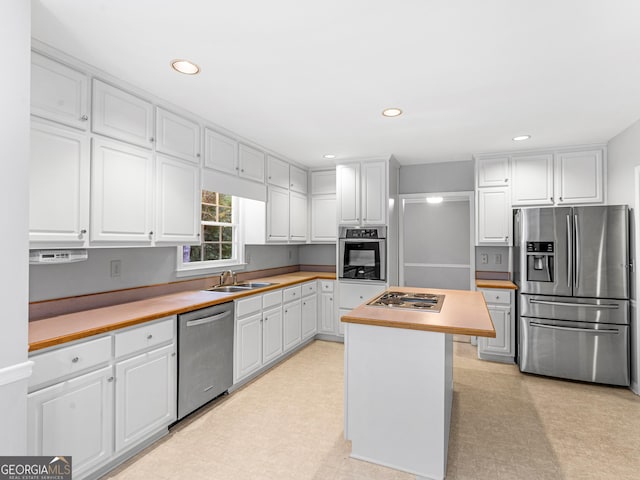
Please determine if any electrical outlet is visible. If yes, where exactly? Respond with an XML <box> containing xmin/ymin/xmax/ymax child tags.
<box><xmin>480</xmin><ymin>254</ymin><xmax>488</xmax><ymax>264</ymax></box>
<box><xmin>110</xmin><ymin>259</ymin><xmax>121</xmax><ymax>278</ymax></box>
<box><xmin>494</xmin><ymin>254</ymin><xmax>502</xmax><ymax>264</ymax></box>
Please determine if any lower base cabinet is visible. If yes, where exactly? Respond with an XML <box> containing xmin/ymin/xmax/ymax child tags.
<box><xmin>235</xmin><ymin>311</ymin><xmax>263</xmax><ymax>381</ymax></box>
<box><xmin>283</xmin><ymin>300</ymin><xmax>302</xmax><ymax>352</ymax></box>
<box><xmin>301</xmin><ymin>295</ymin><xmax>318</xmax><ymax>340</ymax></box>
<box><xmin>477</xmin><ymin>288</ymin><xmax>515</xmax><ymax>363</ymax></box>
<box><xmin>262</xmin><ymin>306</ymin><xmax>283</xmax><ymax>364</ymax></box>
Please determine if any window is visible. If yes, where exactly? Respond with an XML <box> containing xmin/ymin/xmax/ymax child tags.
<box><xmin>178</xmin><ymin>190</ymin><xmax>243</xmax><ymax>273</ymax></box>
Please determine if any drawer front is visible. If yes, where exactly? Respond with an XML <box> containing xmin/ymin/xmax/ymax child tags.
<box><xmin>301</xmin><ymin>281</ymin><xmax>317</xmax><ymax>297</ymax></box>
<box><xmin>339</xmin><ymin>283</ymin><xmax>386</xmax><ymax>309</ymax></box>
<box><xmin>263</xmin><ymin>290</ymin><xmax>282</xmax><ymax>309</ymax></box>
<box><xmin>479</xmin><ymin>288</ymin><xmax>511</xmax><ymax>305</ymax></box>
<box><xmin>115</xmin><ymin>316</ymin><xmax>175</xmax><ymax>358</ymax></box>
<box><xmin>320</xmin><ymin>280</ymin><xmax>334</xmax><ymax>293</ymax></box>
<box><xmin>283</xmin><ymin>285</ymin><xmax>302</xmax><ymax>303</ymax></box>
<box><xmin>236</xmin><ymin>294</ymin><xmax>262</xmax><ymax>317</ymax></box>
<box><xmin>29</xmin><ymin>336</ymin><xmax>112</xmax><ymax>390</ymax></box>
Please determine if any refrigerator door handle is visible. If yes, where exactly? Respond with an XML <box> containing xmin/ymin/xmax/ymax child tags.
<box><xmin>574</xmin><ymin>214</ymin><xmax>580</xmax><ymax>289</ymax></box>
<box><xmin>530</xmin><ymin>322</ymin><xmax>620</xmax><ymax>334</ymax></box>
<box><xmin>529</xmin><ymin>299</ymin><xmax>619</xmax><ymax>309</ymax></box>
<box><xmin>566</xmin><ymin>214</ymin><xmax>572</xmax><ymax>288</ymax></box>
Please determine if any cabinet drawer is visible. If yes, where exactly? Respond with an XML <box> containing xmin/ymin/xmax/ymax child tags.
<box><xmin>301</xmin><ymin>281</ymin><xmax>317</xmax><ymax>297</ymax></box>
<box><xmin>29</xmin><ymin>336</ymin><xmax>112</xmax><ymax>390</ymax></box>
<box><xmin>320</xmin><ymin>280</ymin><xmax>334</xmax><ymax>292</ymax></box>
<box><xmin>283</xmin><ymin>285</ymin><xmax>302</xmax><ymax>303</ymax></box>
<box><xmin>115</xmin><ymin>317</ymin><xmax>175</xmax><ymax>358</ymax></box>
<box><xmin>236</xmin><ymin>295</ymin><xmax>262</xmax><ymax>317</ymax></box>
<box><xmin>479</xmin><ymin>288</ymin><xmax>511</xmax><ymax>305</ymax></box>
<box><xmin>263</xmin><ymin>290</ymin><xmax>282</xmax><ymax>309</ymax></box>
<box><xmin>339</xmin><ymin>283</ymin><xmax>386</xmax><ymax>309</ymax></box>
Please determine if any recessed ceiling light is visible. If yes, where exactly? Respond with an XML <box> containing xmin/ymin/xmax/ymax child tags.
<box><xmin>170</xmin><ymin>59</ymin><xmax>200</xmax><ymax>75</ymax></box>
<box><xmin>382</xmin><ymin>108</ymin><xmax>403</xmax><ymax>117</ymax></box>
<box><xmin>323</xmin><ymin>154</ymin><xmax>336</xmax><ymax>159</ymax></box>
<box><xmin>426</xmin><ymin>196</ymin><xmax>443</xmax><ymax>204</ymax></box>
<box><xmin>512</xmin><ymin>135</ymin><xmax>531</xmax><ymax>141</ymax></box>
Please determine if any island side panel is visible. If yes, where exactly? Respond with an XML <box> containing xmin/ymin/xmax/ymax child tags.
<box><xmin>344</xmin><ymin>322</ymin><xmax>452</xmax><ymax>480</ymax></box>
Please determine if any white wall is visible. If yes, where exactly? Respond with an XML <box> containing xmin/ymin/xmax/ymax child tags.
<box><xmin>0</xmin><ymin>0</ymin><xmax>30</xmax><ymax>455</ymax></box>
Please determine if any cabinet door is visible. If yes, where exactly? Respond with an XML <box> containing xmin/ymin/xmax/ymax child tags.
<box><xmin>319</xmin><ymin>292</ymin><xmax>335</xmax><ymax>334</ymax></box>
<box><xmin>27</xmin><ymin>366</ymin><xmax>113</xmax><ymax>479</ymax></box>
<box><xmin>337</xmin><ymin>163</ymin><xmax>360</xmax><ymax>225</ymax></box>
<box><xmin>91</xmin><ymin>138</ymin><xmax>154</xmax><ymax>243</ymax></box>
<box><xmin>92</xmin><ymin>79</ymin><xmax>153</xmax><ymax>148</ymax></box>
<box><xmin>262</xmin><ymin>307</ymin><xmax>283</xmax><ymax>364</ymax></box>
<box><xmin>30</xmin><ymin>120</ymin><xmax>90</xmax><ymax>246</ymax></box>
<box><xmin>476</xmin><ymin>187</ymin><xmax>511</xmax><ymax>246</ymax></box>
<box><xmin>155</xmin><ymin>154</ymin><xmax>201</xmax><ymax>244</ymax></box>
<box><xmin>311</xmin><ymin>196</ymin><xmax>337</xmax><ymax>242</ymax></box>
<box><xmin>555</xmin><ymin>149</ymin><xmax>604</xmax><ymax>205</ymax></box>
<box><xmin>311</xmin><ymin>169</ymin><xmax>336</xmax><ymax>195</ymax></box>
<box><xmin>115</xmin><ymin>344</ymin><xmax>176</xmax><ymax>453</ymax></box>
<box><xmin>155</xmin><ymin>107</ymin><xmax>201</xmax><ymax>163</ymax></box>
<box><xmin>301</xmin><ymin>295</ymin><xmax>318</xmax><ymax>340</ymax></box>
<box><xmin>511</xmin><ymin>153</ymin><xmax>554</xmax><ymax>206</ymax></box>
<box><xmin>283</xmin><ymin>300</ymin><xmax>302</xmax><ymax>352</ymax></box>
<box><xmin>235</xmin><ymin>312</ymin><xmax>262</xmax><ymax>382</ymax></box>
<box><xmin>238</xmin><ymin>144</ymin><xmax>265</xmax><ymax>183</ymax></box>
<box><xmin>31</xmin><ymin>52</ymin><xmax>89</xmax><ymax>130</ymax></box>
<box><xmin>267</xmin><ymin>155</ymin><xmax>289</xmax><ymax>188</ymax></box>
<box><xmin>204</xmin><ymin>128</ymin><xmax>238</xmax><ymax>175</ymax></box>
<box><xmin>289</xmin><ymin>191</ymin><xmax>308</xmax><ymax>241</ymax></box>
<box><xmin>338</xmin><ymin>308</ymin><xmax>351</xmax><ymax>336</ymax></box>
<box><xmin>290</xmin><ymin>165</ymin><xmax>308</xmax><ymax>194</ymax></box>
<box><xmin>267</xmin><ymin>186</ymin><xmax>290</xmax><ymax>241</ymax></box>
<box><xmin>476</xmin><ymin>156</ymin><xmax>510</xmax><ymax>187</ymax></box>
<box><xmin>478</xmin><ymin>306</ymin><xmax>512</xmax><ymax>356</ymax></box>
<box><xmin>361</xmin><ymin>160</ymin><xmax>387</xmax><ymax>225</ymax></box>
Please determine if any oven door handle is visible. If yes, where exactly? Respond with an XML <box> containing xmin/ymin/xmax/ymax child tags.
<box><xmin>186</xmin><ymin>310</ymin><xmax>231</xmax><ymax>327</ymax></box>
<box><xmin>530</xmin><ymin>322</ymin><xmax>620</xmax><ymax>334</ymax></box>
<box><xmin>529</xmin><ymin>299</ymin><xmax>619</xmax><ymax>309</ymax></box>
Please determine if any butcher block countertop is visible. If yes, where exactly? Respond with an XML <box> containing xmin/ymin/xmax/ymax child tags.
<box><xmin>29</xmin><ymin>271</ymin><xmax>335</xmax><ymax>352</ymax></box>
<box><xmin>475</xmin><ymin>279</ymin><xmax>518</xmax><ymax>290</ymax></box>
<box><xmin>341</xmin><ymin>286</ymin><xmax>496</xmax><ymax>337</ymax></box>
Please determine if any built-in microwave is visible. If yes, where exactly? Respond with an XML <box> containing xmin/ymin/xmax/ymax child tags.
<box><xmin>338</xmin><ymin>226</ymin><xmax>386</xmax><ymax>281</ymax></box>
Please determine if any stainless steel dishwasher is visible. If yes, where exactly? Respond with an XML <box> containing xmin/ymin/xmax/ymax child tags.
<box><xmin>177</xmin><ymin>301</ymin><xmax>234</xmax><ymax>420</ymax></box>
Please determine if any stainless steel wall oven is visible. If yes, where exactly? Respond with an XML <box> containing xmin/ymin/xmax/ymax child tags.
<box><xmin>338</xmin><ymin>226</ymin><xmax>386</xmax><ymax>281</ymax></box>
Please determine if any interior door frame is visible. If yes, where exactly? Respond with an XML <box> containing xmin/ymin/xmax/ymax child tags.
<box><xmin>398</xmin><ymin>191</ymin><xmax>475</xmax><ymax>289</ymax></box>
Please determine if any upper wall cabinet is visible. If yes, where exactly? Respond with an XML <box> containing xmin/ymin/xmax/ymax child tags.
<box><xmin>290</xmin><ymin>165</ymin><xmax>308</xmax><ymax>194</ymax></box>
<box><xmin>204</xmin><ymin>128</ymin><xmax>238</xmax><ymax>175</ymax></box>
<box><xmin>476</xmin><ymin>156</ymin><xmax>509</xmax><ymax>187</ymax></box>
<box><xmin>311</xmin><ymin>170</ymin><xmax>337</xmax><ymax>195</ymax></box>
<box><xmin>555</xmin><ymin>149</ymin><xmax>604</xmax><ymax>205</ymax></box>
<box><xmin>511</xmin><ymin>153</ymin><xmax>554</xmax><ymax>206</ymax></box>
<box><xmin>238</xmin><ymin>144</ymin><xmax>266</xmax><ymax>183</ymax></box>
<box><xmin>267</xmin><ymin>155</ymin><xmax>289</xmax><ymax>189</ymax></box>
<box><xmin>338</xmin><ymin>161</ymin><xmax>387</xmax><ymax>226</ymax></box>
<box><xmin>310</xmin><ymin>169</ymin><xmax>337</xmax><ymax>242</ymax></box>
<box><xmin>155</xmin><ymin>107</ymin><xmax>201</xmax><ymax>164</ymax></box>
<box><xmin>30</xmin><ymin>119</ymin><xmax>90</xmax><ymax>247</ymax></box>
<box><xmin>92</xmin><ymin>80</ymin><xmax>154</xmax><ymax>149</ymax></box>
<box><xmin>31</xmin><ymin>52</ymin><xmax>89</xmax><ymax>130</ymax></box>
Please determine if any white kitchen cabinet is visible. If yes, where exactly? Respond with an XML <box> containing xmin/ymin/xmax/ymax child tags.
<box><xmin>235</xmin><ymin>311</ymin><xmax>263</xmax><ymax>381</ymax></box>
<box><xmin>337</xmin><ymin>282</ymin><xmax>386</xmax><ymax>338</ymax></box>
<box><xmin>289</xmin><ymin>190</ymin><xmax>308</xmax><ymax>241</ymax></box>
<box><xmin>29</xmin><ymin>119</ymin><xmax>90</xmax><ymax>247</ymax></box>
<box><xmin>155</xmin><ymin>107</ymin><xmax>201</xmax><ymax>164</ymax></box>
<box><xmin>301</xmin><ymin>294</ymin><xmax>318</xmax><ymax>340</ymax></box>
<box><xmin>204</xmin><ymin>128</ymin><xmax>238</xmax><ymax>175</ymax></box>
<box><xmin>267</xmin><ymin>155</ymin><xmax>289</xmax><ymax>188</ymax></box>
<box><xmin>27</xmin><ymin>366</ymin><xmax>114</xmax><ymax>479</ymax></box>
<box><xmin>555</xmin><ymin>149</ymin><xmax>604</xmax><ymax>204</ymax></box>
<box><xmin>311</xmin><ymin>196</ymin><xmax>337</xmax><ymax>242</ymax></box>
<box><xmin>31</xmin><ymin>51</ymin><xmax>89</xmax><ymax>130</ymax></box>
<box><xmin>319</xmin><ymin>288</ymin><xmax>336</xmax><ymax>335</ymax></box>
<box><xmin>476</xmin><ymin>155</ymin><xmax>510</xmax><ymax>187</ymax></box>
<box><xmin>154</xmin><ymin>154</ymin><xmax>201</xmax><ymax>244</ymax></box>
<box><xmin>91</xmin><ymin>138</ymin><xmax>154</xmax><ymax>244</ymax></box>
<box><xmin>476</xmin><ymin>187</ymin><xmax>511</xmax><ymax>246</ymax></box>
<box><xmin>238</xmin><ymin>144</ymin><xmax>266</xmax><ymax>183</ymax></box>
<box><xmin>311</xmin><ymin>169</ymin><xmax>337</xmax><ymax>195</ymax></box>
<box><xmin>267</xmin><ymin>186</ymin><xmax>290</xmax><ymax>241</ymax></box>
<box><xmin>92</xmin><ymin>79</ymin><xmax>153</xmax><ymax>149</ymax></box>
<box><xmin>477</xmin><ymin>288</ymin><xmax>515</xmax><ymax>363</ymax></box>
<box><xmin>262</xmin><ymin>306</ymin><xmax>283</xmax><ymax>364</ymax></box>
<box><xmin>114</xmin><ymin>343</ymin><xmax>176</xmax><ymax>454</ymax></box>
<box><xmin>337</xmin><ymin>161</ymin><xmax>387</xmax><ymax>226</ymax></box>
<box><xmin>283</xmin><ymin>299</ymin><xmax>302</xmax><ymax>352</ymax></box>
<box><xmin>511</xmin><ymin>153</ymin><xmax>554</xmax><ymax>206</ymax></box>
<box><xmin>290</xmin><ymin>165</ymin><xmax>308</xmax><ymax>194</ymax></box>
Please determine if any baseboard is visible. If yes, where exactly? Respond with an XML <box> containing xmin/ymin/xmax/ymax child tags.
<box><xmin>315</xmin><ymin>333</ymin><xmax>344</xmax><ymax>343</ymax></box>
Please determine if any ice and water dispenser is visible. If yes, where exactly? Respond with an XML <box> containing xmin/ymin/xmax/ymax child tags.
<box><xmin>526</xmin><ymin>241</ymin><xmax>554</xmax><ymax>282</ymax></box>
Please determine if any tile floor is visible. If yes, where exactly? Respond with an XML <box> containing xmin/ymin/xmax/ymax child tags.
<box><xmin>105</xmin><ymin>340</ymin><xmax>640</xmax><ymax>480</ymax></box>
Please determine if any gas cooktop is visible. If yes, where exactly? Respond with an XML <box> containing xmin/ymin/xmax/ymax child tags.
<box><xmin>367</xmin><ymin>291</ymin><xmax>445</xmax><ymax>313</ymax></box>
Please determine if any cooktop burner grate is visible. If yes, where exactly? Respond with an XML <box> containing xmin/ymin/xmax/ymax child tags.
<box><xmin>367</xmin><ymin>291</ymin><xmax>445</xmax><ymax>313</ymax></box>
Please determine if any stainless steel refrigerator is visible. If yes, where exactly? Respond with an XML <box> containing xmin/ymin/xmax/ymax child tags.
<box><xmin>514</xmin><ymin>205</ymin><xmax>630</xmax><ymax>386</ymax></box>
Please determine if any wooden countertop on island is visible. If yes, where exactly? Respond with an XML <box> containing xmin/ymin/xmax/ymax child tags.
<box><xmin>341</xmin><ymin>286</ymin><xmax>496</xmax><ymax>337</ymax></box>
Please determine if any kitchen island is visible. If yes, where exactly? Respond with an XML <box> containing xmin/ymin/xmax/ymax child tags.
<box><xmin>341</xmin><ymin>287</ymin><xmax>495</xmax><ymax>480</ymax></box>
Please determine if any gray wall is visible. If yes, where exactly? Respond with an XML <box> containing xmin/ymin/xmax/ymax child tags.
<box><xmin>299</xmin><ymin>244</ymin><xmax>336</xmax><ymax>266</ymax></box>
<box><xmin>399</xmin><ymin>160</ymin><xmax>474</xmax><ymax>194</ymax></box>
<box><xmin>475</xmin><ymin>246</ymin><xmax>510</xmax><ymax>272</ymax></box>
<box><xmin>608</xmin><ymin>117</ymin><xmax>640</xmax><ymax>207</ymax></box>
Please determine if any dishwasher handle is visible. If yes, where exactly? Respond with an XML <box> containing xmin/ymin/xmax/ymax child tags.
<box><xmin>186</xmin><ymin>310</ymin><xmax>231</xmax><ymax>327</ymax></box>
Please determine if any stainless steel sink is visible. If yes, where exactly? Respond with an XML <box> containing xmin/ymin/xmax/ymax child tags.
<box><xmin>235</xmin><ymin>282</ymin><xmax>278</xmax><ymax>288</ymax></box>
<box><xmin>206</xmin><ymin>286</ymin><xmax>253</xmax><ymax>293</ymax></box>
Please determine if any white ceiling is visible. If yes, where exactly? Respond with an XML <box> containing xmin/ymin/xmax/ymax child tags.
<box><xmin>31</xmin><ymin>0</ymin><xmax>640</xmax><ymax>168</ymax></box>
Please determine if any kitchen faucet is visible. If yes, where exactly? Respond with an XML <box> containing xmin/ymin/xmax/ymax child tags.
<box><xmin>218</xmin><ymin>270</ymin><xmax>237</xmax><ymax>286</ymax></box>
